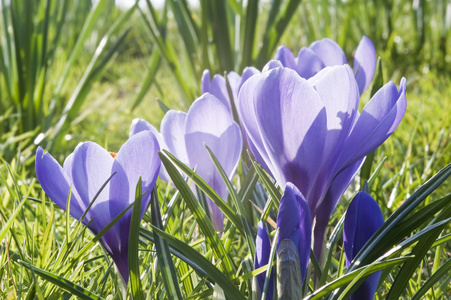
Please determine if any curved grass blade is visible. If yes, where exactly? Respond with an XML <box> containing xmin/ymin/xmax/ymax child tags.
<box><xmin>304</xmin><ymin>257</ymin><xmax>412</xmax><ymax>300</ymax></box>
<box><xmin>19</xmin><ymin>261</ymin><xmax>104</xmax><ymax>300</ymax></box>
<box><xmin>150</xmin><ymin>189</ymin><xmax>183</xmax><ymax>300</ymax></box>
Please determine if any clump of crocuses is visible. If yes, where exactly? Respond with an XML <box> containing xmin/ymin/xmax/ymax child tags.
<box><xmin>35</xmin><ymin>131</ymin><xmax>161</xmax><ymax>283</ymax></box>
<box><xmin>344</xmin><ymin>192</ymin><xmax>385</xmax><ymax>300</ymax></box>
<box><xmin>239</xmin><ymin>63</ymin><xmax>406</xmax><ymax>258</ymax></box>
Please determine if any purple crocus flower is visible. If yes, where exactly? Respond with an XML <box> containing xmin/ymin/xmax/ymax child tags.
<box><xmin>237</xmin><ymin>64</ymin><xmax>406</xmax><ymax>258</ymax></box>
<box><xmin>343</xmin><ymin>192</ymin><xmax>385</xmax><ymax>299</ymax></box>
<box><xmin>35</xmin><ymin>131</ymin><xmax>160</xmax><ymax>283</ymax></box>
<box><xmin>131</xmin><ymin>93</ymin><xmax>242</xmax><ymax>231</ymax></box>
<box><xmin>277</xmin><ymin>183</ymin><xmax>312</xmax><ymax>283</ymax></box>
<box><xmin>274</xmin><ymin>36</ymin><xmax>376</xmax><ymax>95</ymax></box>
<box><xmin>255</xmin><ymin>221</ymin><xmax>273</xmax><ymax>300</ymax></box>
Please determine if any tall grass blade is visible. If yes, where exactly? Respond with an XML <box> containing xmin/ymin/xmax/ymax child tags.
<box><xmin>150</xmin><ymin>189</ymin><xmax>183</xmax><ymax>300</ymax></box>
<box><xmin>129</xmin><ymin>178</ymin><xmax>145</xmax><ymax>300</ymax></box>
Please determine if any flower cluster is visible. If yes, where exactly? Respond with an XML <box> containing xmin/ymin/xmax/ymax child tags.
<box><xmin>35</xmin><ymin>35</ymin><xmax>405</xmax><ymax>296</ymax></box>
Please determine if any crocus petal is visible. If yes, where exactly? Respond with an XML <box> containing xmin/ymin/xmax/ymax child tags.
<box><xmin>236</xmin><ymin>74</ymin><xmax>273</xmax><ymax>174</ymax></box>
<box><xmin>160</xmin><ymin>110</ymin><xmax>189</xmax><ymax>166</ymax></box>
<box><xmin>36</xmin><ymin>147</ymin><xmax>85</xmax><ymax>220</ymax></box>
<box><xmin>129</xmin><ymin>118</ymin><xmax>169</xmax><ymax>182</ymax></box>
<box><xmin>200</xmin><ymin>70</ymin><xmax>231</xmax><ymax>113</ymax></box>
<box><xmin>310</xmin><ymin>38</ymin><xmax>347</xmax><ymax>66</ymax></box>
<box><xmin>353</xmin><ymin>36</ymin><xmax>377</xmax><ymax>95</ymax></box>
<box><xmin>103</xmin><ymin>131</ymin><xmax>160</xmax><ymax>281</ymax></box>
<box><xmin>274</xmin><ymin>46</ymin><xmax>297</xmax><ymax>69</ymax></box>
<box><xmin>227</xmin><ymin>67</ymin><xmax>260</xmax><ymax>104</ymax></box>
<box><xmin>253</xmin><ymin>67</ymin><xmax>327</xmax><ymax>195</ymax></box>
<box><xmin>68</xmin><ymin>142</ymin><xmax>115</xmax><ymax>227</ymax></box>
<box><xmin>184</xmin><ymin>93</ymin><xmax>242</xmax><ymax>230</ymax></box>
<box><xmin>111</xmin><ymin>131</ymin><xmax>160</xmax><ymax>219</ymax></box>
<box><xmin>255</xmin><ymin>221</ymin><xmax>273</xmax><ymax>299</ymax></box>
<box><xmin>306</xmin><ymin>65</ymin><xmax>359</xmax><ymax>203</ymax></box>
<box><xmin>344</xmin><ymin>192</ymin><xmax>384</xmax><ymax>300</ymax></box>
<box><xmin>338</xmin><ymin>78</ymin><xmax>407</xmax><ymax>171</ymax></box>
<box><xmin>295</xmin><ymin>47</ymin><xmax>326</xmax><ymax>79</ymax></box>
<box><xmin>276</xmin><ymin>183</ymin><xmax>311</xmax><ymax>282</ymax></box>
<box><xmin>262</xmin><ymin>59</ymin><xmax>284</xmax><ymax>72</ymax></box>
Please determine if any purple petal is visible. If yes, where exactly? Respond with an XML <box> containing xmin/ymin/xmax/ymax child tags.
<box><xmin>200</xmin><ymin>70</ymin><xmax>231</xmax><ymax>113</ymax></box>
<box><xmin>295</xmin><ymin>47</ymin><xmax>326</xmax><ymax>79</ymax></box>
<box><xmin>338</xmin><ymin>78</ymin><xmax>407</xmax><ymax>171</ymax></box>
<box><xmin>310</xmin><ymin>38</ymin><xmax>347</xmax><ymax>66</ymax></box>
<box><xmin>253</xmin><ymin>67</ymin><xmax>327</xmax><ymax>196</ymax></box>
<box><xmin>344</xmin><ymin>192</ymin><xmax>384</xmax><ymax>264</ymax></box>
<box><xmin>160</xmin><ymin>110</ymin><xmax>189</xmax><ymax>166</ymax></box>
<box><xmin>255</xmin><ymin>221</ymin><xmax>273</xmax><ymax>296</ymax></box>
<box><xmin>274</xmin><ymin>46</ymin><xmax>296</xmax><ymax>69</ymax></box>
<box><xmin>344</xmin><ymin>192</ymin><xmax>384</xmax><ymax>300</ymax></box>
<box><xmin>184</xmin><ymin>93</ymin><xmax>242</xmax><ymax>230</ymax></box>
<box><xmin>67</xmin><ymin>142</ymin><xmax>115</xmax><ymax>230</ymax></box>
<box><xmin>353</xmin><ymin>36</ymin><xmax>377</xmax><ymax>95</ymax></box>
<box><xmin>276</xmin><ymin>183</ymin><xmax>312</xmax><ymax>282</ymax></box>
<box><xmin>262</xmin><ymin>60</ymin><xmax>284</xmax><ymax>72</ymax></box>
<box><xmin>35</xmin><ymin>147</ymin><xmax>85</xmax><ymax>220</ymax></box>
<box><xmin>306</xmin><ymin>65</ymin><xmax>359</xmax><ymax>203</ymax></box>
<box><xmin>227</xmin><ymin>67</ymin><xmax>260</xmax><ymax>104</ymax></box>
<box><xmin>236</xmin><ymin>74</ymin><xmax>273</xmax><ymax>174</ymax></box>
<box><xmin>111</xmin><ymin>131</ymin><xmax>160</xmax><ymax>220</ymax></box>
<box><xmin>130</xmin><ymin>118</ymin><xmax>169</xmax><ymax>182</ymax></box>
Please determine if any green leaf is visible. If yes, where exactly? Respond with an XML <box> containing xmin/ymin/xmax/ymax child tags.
<box><xmin>386</xmin><ymin>203</ymin><xmax>451</xmax><ymax>300</ymax></box>
<box><xmin>128</xmin><ymin>178</ymin><xmax>145</xmax><ymax>300</ymax></box>
<box><xmin>19</xmin><ymin>261</ymin><xmax>104</xmax><ymax>300</ymax></box>
<box><xmin>204</xmin><ymin>144</ymin><xmax>255</xmax><ymax>256</ymax></box>
<box><xmin>162</xmin><ymin>149</ymin><xmax>245</xmax><ymax>234</ymax></box>
<box><xmin>150</xmin><ymin>225</ymin><xmax>246</xmax><ymax>300</ymax></box>
<box><xmin>411</xmin><ymin>257</ymin><xmax>451</xmax><ymax>300</ymax></box>
<box><xmin>159</xmin><ymin>151</ymin><xmax>236</xmax><ymax>278</ymax></box>
<box><xmin>349</xmin><ymin>164</ymin><xmax>451</xmax><ymax>270</ymax></box>
<box><xmin>150</xmin><ymin>189</ymin><xmax>183</xmax><ymax>300</ymax></box>
<box><xmin>304</xmin><ymin>257</ymin><xmax>412</xmax><ymax>300</ymax></box>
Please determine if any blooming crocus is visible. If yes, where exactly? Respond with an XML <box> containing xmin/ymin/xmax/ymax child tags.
<box><xmin>255</xmin><ymin>221</ymin><xmax>273</xmax><ymax>300</ymax></box>
<box><xmin>343</xmin><ymin>192</ymin><xmax>385</xmax><ymax>299</ymax></box>
<box><xmin>131</xmin><ymin>93</ymin><xmax>242</xmax><ymax>231</ymax></box>
<box><xmin>35</xmin><ymin>131</ymin><xmax>160</xmax><ymax>283</ymax></box>
<box><xmin>274</xmin><ymin>36</ymin><xmax>376</xmax><ymax>95</ymax></box>
<box><xmin>237</xmin><ymin>64</ymin><xmax>406</xmax><ymax>258</ymax></box>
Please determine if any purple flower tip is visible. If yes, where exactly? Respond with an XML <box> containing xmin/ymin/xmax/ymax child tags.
<box><xmin>276</xmin><ymin>183</ymin><xmax>312</xmax><ymax>283</ymax></box>
<box><xmin>343</xmin><ymin>191</ymin><xmax>384</xmax><ymax>299</ymax></box>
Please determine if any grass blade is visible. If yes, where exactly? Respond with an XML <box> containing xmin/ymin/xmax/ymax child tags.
<box><xmin>150</xmin><ymin>189</ymin><xmax>183</xmax><ymax>300</ymax></box>
<box><xmin>128</xmin><ymin>178</ymin><xmax>145</xmax><ymax>300</ymax></box>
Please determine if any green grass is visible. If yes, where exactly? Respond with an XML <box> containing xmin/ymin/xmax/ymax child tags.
<box><xmin>1</xmin><ymin>0</ymin><xmax>450</xmax><ymax>299</ymax></box>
